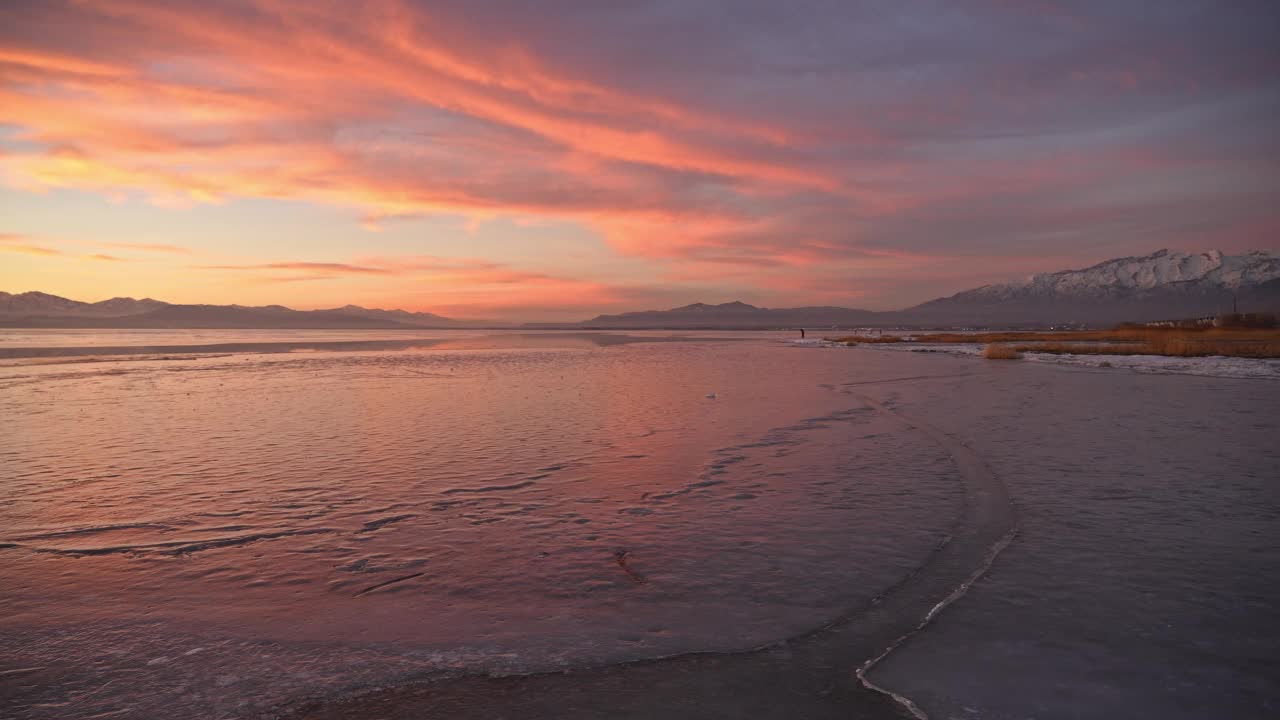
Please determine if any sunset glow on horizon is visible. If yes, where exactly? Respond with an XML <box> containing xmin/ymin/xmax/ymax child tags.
<box><xmin>2</xmin><ymin>0</ymin><xmax>1277</xmax><ymax>321</ymax></box>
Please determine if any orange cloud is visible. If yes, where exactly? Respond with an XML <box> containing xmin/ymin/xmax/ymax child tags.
<box><xmin>196</xmin><ymin>254</ymin><xmax>600</xmax><ymax>292</ymax></box>
<box><xmin>188</xmin><ymin>249</ymin><xmax>650</xmax><ymax>318</ymax></box>
<box><xmin>396</xmin><ymin>276</ymin><xmax>644</xmax><ymax>320</ymax></box>
<box><xmin>199</xmin><ymin>262</ymin><xmax>394</xmax><ymax>275</ymax></box>
<box><xmin>1</xmin><ymin>243</ymin><xmax>62</xmax><ymax>256</ymax></box>
<box><xmin>0</xmin><ymin>0</ymin><xmax>889</xmax><ymax>290</ymax></box>
<box><xmin>2</xmin><ymin>0</ymin><xmax>1273</xmax><ymax>315</ymax></box>
<box><xmin>103</xmin><ymin>242</ymin><xmax>192</xmax><ymax>254</ymax></box>
<box><xmin>0</xmin><ymin>0</ymin><xmax>836</xmax><ymax>209</ymax></box>
<box><xmin>0</xmin><ymin>232</ymin><xmax>196</xmax><ymax>259</ymax></box>
<box><xmin>0</xmin><ymin>47</ymin><xmax>127</xmax><ymax>78</ymax></box>
<box><xmin>0</xmin><ymin>233</ymin><xmax>62</xmax><ymax>256</ymax></box>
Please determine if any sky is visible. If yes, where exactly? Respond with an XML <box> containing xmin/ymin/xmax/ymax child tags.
<box><xmin>1</xmin><ymin>0</ymin><xmax>1277</xmax><ymax>321</ymax></box>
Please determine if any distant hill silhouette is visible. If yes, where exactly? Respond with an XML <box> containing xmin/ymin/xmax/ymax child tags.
<box><xmin>5</xmin><ymin>249</ymin><xmax>1277</xmax><ymax>329</ymax></box>
<box><xmin>583</xmin><ymin>301</ymin><xmax>880</xmax><ymax>328</ymax></box>
<box><xmin>582</xmin><ymin>250</ymin><xmax>1280</xmax><ymax>328</ymax></box>
<box><xmin>0</xmin><ymin>293</ymin><xmax>469</xmax><ymax>329</ymax></box>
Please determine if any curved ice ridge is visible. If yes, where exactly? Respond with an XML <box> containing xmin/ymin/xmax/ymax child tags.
<box><xmin>852</xmin><ymin>394</ymin><xmax>1019</xmax><ymax>720</ymax></box>
<box><xmin>277</xmin><ymin>387</ymin><xmax>1019</xmax><ymax>719</ymax></box>
<box><xmin>857</xmin><ymin>528</ymin><xmax>1018</xmax><ymax>719</ymax></box>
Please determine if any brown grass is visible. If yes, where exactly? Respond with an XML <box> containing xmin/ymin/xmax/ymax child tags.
<box><xmin>831</xmin><ymin>327</ymin><xmax>1280</xmax><ymax>359</ymax></box>
<box><xmin>1010</xmin><ymin>342</ymin><xmax>1142</xmax><ymax>355</ymax></box>
<box><xmin>982</xmin><ymin>343</ymin><xmax>1022</xmax><ymax>360</ymax></box>
<box><xmin>1012</xmin><ymin>339</ymin><xmax>1280</xmax><ymax>358</ymax></box>
<box><xmin>829</xmin><ymin>335</ymin><xmax>904</xmax><ymax>344</ymax></box>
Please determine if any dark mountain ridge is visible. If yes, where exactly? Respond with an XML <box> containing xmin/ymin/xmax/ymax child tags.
<box><xmin>583</xmin><ymin>249</ymin><xmax>1280</xmax><ymax>328</ymax></box>
<box><xmin>0</xmin><ymin>292</ymin><xmax>468</xmax><ymax>329</ymax></box>
<box><xmin>5</xmin><ymin>249</ymin><xmax>1277</xmax><ymax>329</ymax></box>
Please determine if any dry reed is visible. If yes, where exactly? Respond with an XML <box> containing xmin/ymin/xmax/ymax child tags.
<box><xmin>1012</xmin><ymin>339</ymin><xmax>1280</xmax><ymax>358</ymax></box>
<box><xmin>982</xmin><ymin>343</ymin><xmax>1022</xmax><ymax>360</ymax></box>
<box><xmin>831</xmin><ymin>327</ymin><xmax>1280</xmax><ymax>359</ymax></box>
<box><xmin>828</xmin><ymin>335</ymin><xmax>903</xmax><ymax>344</ymax></box>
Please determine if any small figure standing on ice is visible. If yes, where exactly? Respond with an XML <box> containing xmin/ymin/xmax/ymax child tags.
<box><xmin>800</xmin><ymin>328</ymin><xmax>806</xmax><ymax>339</ymax></box>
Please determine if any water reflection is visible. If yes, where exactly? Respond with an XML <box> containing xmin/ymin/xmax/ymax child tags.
<box><xmin>1</xmin><ymin>334</ymin><xmax>960</xmax><ymax>719</ymax></box>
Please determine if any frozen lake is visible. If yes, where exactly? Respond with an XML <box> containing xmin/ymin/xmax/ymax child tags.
<box><xmin>1</xmin><ymin>331</ymin><xmax>1276</xmax><ymax>719</ymax></box>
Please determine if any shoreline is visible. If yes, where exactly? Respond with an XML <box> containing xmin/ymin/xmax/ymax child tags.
<box><xmin>0</xmin><ymin>332</ymin><xmax>756</xmax><ymax>360</ymax></box>
<box><xmin>798</xmin><ymin>337</ymin><xmax>1280</xmax><ymax>381</ymax></box>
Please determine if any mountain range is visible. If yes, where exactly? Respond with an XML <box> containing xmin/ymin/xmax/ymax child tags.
<box><xmin>4</xmin><ymin>249</ymin><xmax>1277</xmax><ymax>329</ymax></box>
<box><xmin>583</xmin><ymin>249</ymin><xmax>1279</xmax><ymax>328</ymax></box>
<box><xmin>0</xmin><ymin>293</ymin><xmax>470</xmax><ymax>329</ymax></box>
<box><xmin>898</xmin><ymin>249</ymin><xmax>1280</xmax><ymax>327</ymax></box>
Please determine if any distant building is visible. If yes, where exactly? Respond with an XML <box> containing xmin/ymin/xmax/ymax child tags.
<box><xmin>1212</xmin><ymin>313</ymin><xmax>1277</xmax><ymax>329</ymax></box>
<box><xmin>1135</xmin><ymin>313</ymin><xmax>1276</xmax><ymax>329</ymax></box>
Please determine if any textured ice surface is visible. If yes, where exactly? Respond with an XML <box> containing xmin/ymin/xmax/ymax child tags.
<box><xmin>1</xmin><ymin>333</ymin><xmax>962</xmax><ymax>719</ymax></box>
<box><xmin>3</xmin><ymin>331</ymin><xmax>1276</xmax><ymax>719</ymax></box>
<box><xmin>866</xmin><ymin>360</ymin><xmax>1280</xmax><ymax>719</ymax></box>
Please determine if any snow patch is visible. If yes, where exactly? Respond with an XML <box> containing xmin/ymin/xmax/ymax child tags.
<box><xmin>854</xmin><ymin>342</ymin><xmax>1280</xmax><ymax>380</ymax></box>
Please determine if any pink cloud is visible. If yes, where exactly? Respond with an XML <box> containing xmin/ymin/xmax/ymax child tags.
<box><xmin>1</xmin><ymin>1</ymin><xmax>1274</xmax><ymax>315</ymax></box>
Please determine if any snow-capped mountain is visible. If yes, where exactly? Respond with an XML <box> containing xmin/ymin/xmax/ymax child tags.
<box><xmin>907</xmin><ymin>249</ymin><xmax>1280</xmax><ymax>325</ymax></box>
<box><xmin>959</xmin><ymin>250</ymin><xmax>1279</xmax><ymax>300</ymax></box>
<box><xmin>5</xmin><ymin>249</ymin><xmax>1277</xmax><ymax>329</ymax></box>
<box><xmin>584</xmin><ymin>249</ymin><xmax>1279</xmax><ymax>328</ymax></box>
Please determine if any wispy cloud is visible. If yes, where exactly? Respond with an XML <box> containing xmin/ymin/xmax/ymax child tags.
<box><xmin>193</xmin><ymin>251</ymin><xmax>655</xmax><ymax>318</ymax></box>
<box><xmin>1</xmin><ymin>1</ymin><xmax>1276</xmax><ymax>312</ymax></box>
<box><xmin>0</xmin><ymin>233</ymin><xmax>62</xmax><ymax>256</ymax></box>
<box><xmin>252</xmin><ymin>274</ymin><xmax>347</xmax><ymax>284</ymax></box>
<box><xmin>1</xmin><ymin>243</ymin><xmax>62</xmax><ymax>257</ymax></box>
<box><xmin>1</xmin><ymin>232</ymin><xmax>192</xmax><ymax>260</ymax></box>
<box><xmin>102</xmin><ymin>242</ymin><xmax>192</xmax><ymax>254</ymax></box>
<box><xmin>197</xmin><ymin>255</ymin><xmax>567</xmax><ymax>283</ymax></box>
<box><xmin>198</xmin><ymin>262</ymin><xmax>393</xmax><ymax>275</ymax></box>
